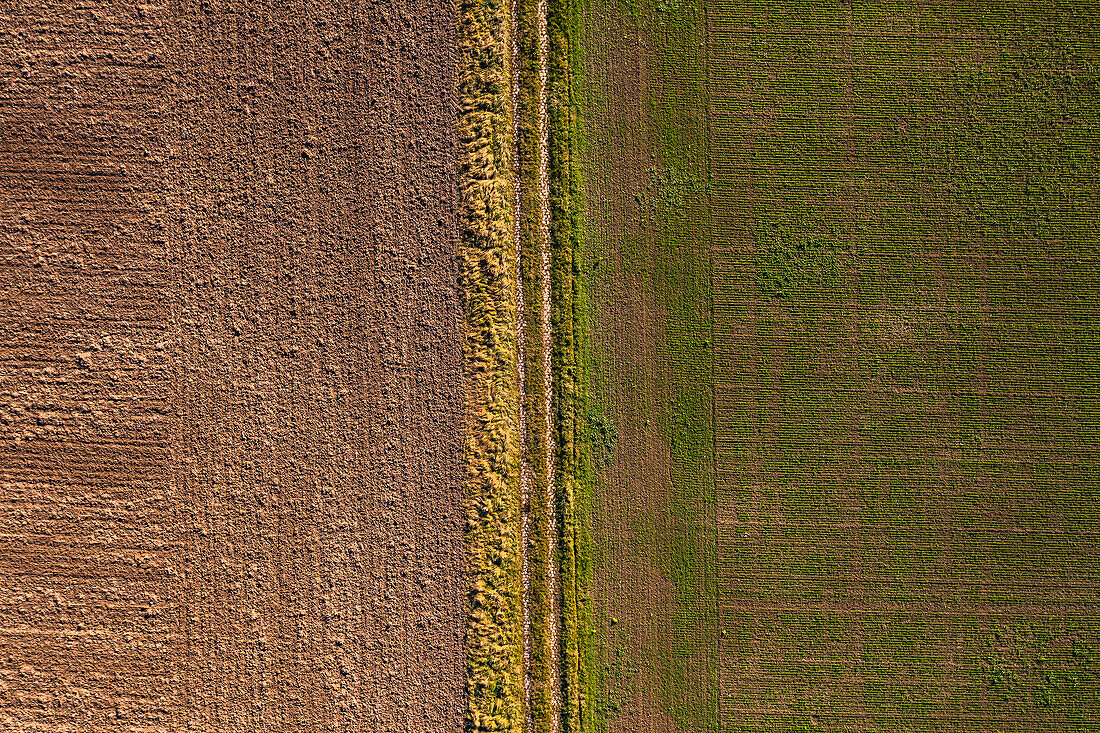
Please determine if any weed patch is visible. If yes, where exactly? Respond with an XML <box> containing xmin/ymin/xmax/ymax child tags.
<box><xmin>752</xmin><ymin>217</ymin><xmax>848</xmax><ymax>299</ymax></box>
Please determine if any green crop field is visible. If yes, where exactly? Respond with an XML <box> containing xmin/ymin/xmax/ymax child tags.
<box><xmin>579</xmin><ymin>2</ymin><xmax>1100</xmax><ymax>732</ymax></box>
<box><xmin>580</xmin><ymin>0</ymin><xmax>717</xmax><ymax>728</ymax></box>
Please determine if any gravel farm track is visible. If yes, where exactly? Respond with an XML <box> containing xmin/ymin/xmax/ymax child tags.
<box><xmin>0</xmin><ymin>0</ymin><xmax>466</xmax><ymax>730</ymax></box>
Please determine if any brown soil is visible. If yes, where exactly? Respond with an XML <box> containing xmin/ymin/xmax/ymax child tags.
<box><xmin>0</xmin><ymin>1</ymin><xmax>465</xmax><ymax>730</ymax></box>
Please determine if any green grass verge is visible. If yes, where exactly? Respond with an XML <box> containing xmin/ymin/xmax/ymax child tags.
<box><xmin>546</xmin><ymin>0</ymin><xmax>589</xmax><ymax>730</ymax></box>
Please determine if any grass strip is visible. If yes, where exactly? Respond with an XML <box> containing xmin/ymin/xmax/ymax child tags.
<box><xmin>457</xmin><ymin>0</ymin><xmax>525</xmax><ymax>730</ymax></box>
<box><xmin>458</xmin><ymin>0</ymin><xmax>592</xmax><ymax>728</ymax></box>
<box><xmin>544</xmin><ymin>0</ymin><xmax>591</xmax><ymax>730</ymax></box>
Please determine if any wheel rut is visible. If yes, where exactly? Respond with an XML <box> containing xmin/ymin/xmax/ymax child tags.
<box><xmin>534</xmin><ymin>0</ymin><xmax>563</xmax><ymax>728</ymax></box>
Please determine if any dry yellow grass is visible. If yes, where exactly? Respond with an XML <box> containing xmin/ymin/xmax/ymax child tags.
<box><xmin>457</xmin><ymin>0</ymin><xmax>526</xmax><ymax>730</ymax></box>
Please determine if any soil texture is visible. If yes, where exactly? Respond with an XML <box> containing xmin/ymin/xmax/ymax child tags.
<box><xmin>0</xmin><ymin>0</ymin><xmax>466</xmax><ymax>730</ymax></box>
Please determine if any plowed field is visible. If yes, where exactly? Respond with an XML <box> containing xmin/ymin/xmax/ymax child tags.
<box><xmin>0</xmin><ymin>1</ymin><xmax>465</xmax><ymax>729</ymax></box>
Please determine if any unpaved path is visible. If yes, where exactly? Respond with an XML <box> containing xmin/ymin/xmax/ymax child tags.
<box><xmin>513</xmin><ymin>0</ymin><xmax>562</xmax><ymax>724</ymax></box>
<box><xmin>0</xmin><ymin>1</ymin><xmax>466</xmax><ymax>730</ymax></box>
